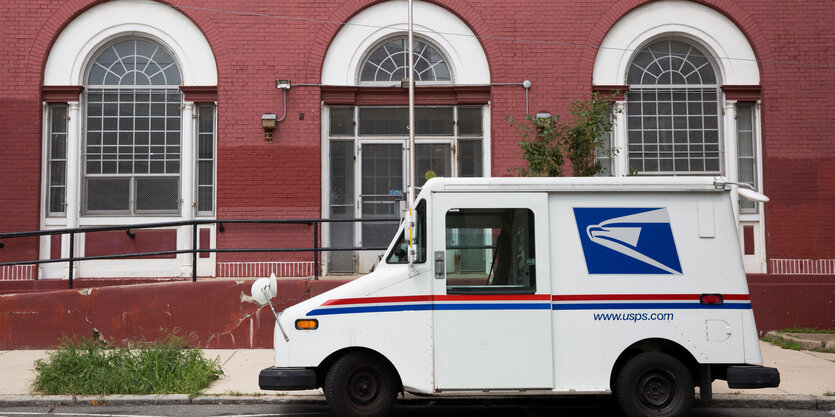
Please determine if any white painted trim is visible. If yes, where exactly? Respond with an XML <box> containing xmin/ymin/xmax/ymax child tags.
<box><xmin>321</xmin><ymin>0</ymin><xmax>489</xmax><ymax>85</ymax></box>
<box><xmin>593</xmin><ymin>0</ymin><xmax>759</xmax><ymax>86</ymax></box>
<box><xmin>44</xmin><ymin>0</ymin><xmax>217</xmax><ymax>86</ymax></box>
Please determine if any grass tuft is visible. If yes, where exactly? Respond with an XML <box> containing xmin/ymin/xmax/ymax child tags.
<box><xmin>761</xmin><ymin>335</ymin><xmax>802</xmax><ymax>350</ymax></box>
<box><xmin>33</xmin><ymin>332</ymin><xmax>223</xmax><ymax>396</ymax></box>
<box><xmin>778</xmin><ymin>327</ymin><xmax>835</xmax><ymax>334</ymax></box>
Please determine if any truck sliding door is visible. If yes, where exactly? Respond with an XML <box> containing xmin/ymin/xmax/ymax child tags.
<box><xmin>432</xmin><ymin>192</ymin><xmax>553</xmax><ymax>390</ymax></box>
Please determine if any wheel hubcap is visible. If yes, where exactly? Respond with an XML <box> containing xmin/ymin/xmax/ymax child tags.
<box><xmin>638</xmin><ymin>370</ymin><xmax>676</xmax><ymax>409</ymax></box>
<box><xmin>348</xmin><ymin>367</ymin><xmax>379</xmax><ymax>405</ymax></box>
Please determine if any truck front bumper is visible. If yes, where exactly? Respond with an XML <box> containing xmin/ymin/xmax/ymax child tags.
<box><xmin>726</xmin><ymin>365</ymin><xmax>780</xmax><ymax>389</ymax></box>
<box><xmin>259</xmin><ymin>367</ymin><xmax>318</xmax><ymax>390</ymax></box>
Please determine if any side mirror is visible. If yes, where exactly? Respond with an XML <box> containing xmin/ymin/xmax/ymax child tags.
<box><xmin>737</xmin><ymin>187</ymin><xmax>770</xmax><ymax>203</ymax></box>
<box><xmin>251</xmin><ymin>273</ymin><xmax>278</xmax><ymax>305</ymax></box>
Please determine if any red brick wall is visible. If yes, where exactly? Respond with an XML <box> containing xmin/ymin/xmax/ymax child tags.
<box><xmin>1</xmin><ymin>0</ymin><xmax>833</xmax><ymax>265</ymax></box>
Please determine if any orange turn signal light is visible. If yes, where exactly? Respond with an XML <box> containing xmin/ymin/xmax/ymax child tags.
<box><xmin>295</xmin><ymin>319</ymin><xmax>319</xmax><ymax>330</ymax></box>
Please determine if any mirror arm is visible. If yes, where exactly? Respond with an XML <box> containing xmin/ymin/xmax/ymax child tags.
<box><xmin>261</xmin><ymin>287</ymin><xmax>290</xmax><ymax>342</ymax></box>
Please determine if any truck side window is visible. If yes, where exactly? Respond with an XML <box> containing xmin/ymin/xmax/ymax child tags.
<box><xmin>386</xmin><ymin>200</ymin><xmax>427</xmax><ymax>264</ymax></box>
<box><xmin>445</xmin><ymin>208</ymin><xmax>536</xmax><ymax>294</ymax></box>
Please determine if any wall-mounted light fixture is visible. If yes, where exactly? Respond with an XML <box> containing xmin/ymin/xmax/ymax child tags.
<box><xmin>261</xmin><ymin>80</ymin><xmax>292</xmax><ymax>143</ymax></box>
<box><xmin>262</xmin><ymin>113</ymin><xmax>277</xmax><ymax>142</ymax></box>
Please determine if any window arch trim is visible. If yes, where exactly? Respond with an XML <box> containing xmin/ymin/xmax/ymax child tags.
<box><xmin>592</xmin><ymin>1</ymin><xmax>759</xmax><ymax>87</ymax></box>
<box><xmin>44</xmin><ymin>1</ymin><xmax>216</xmax><ymax>87</ymax></box>
<box><xmin>321</xmin><ymin>0</ymin><xmax>489</xmax><ymax>86</ymax></box>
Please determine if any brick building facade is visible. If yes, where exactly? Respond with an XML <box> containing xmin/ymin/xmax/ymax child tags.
<box><xmin>0</xmin><ymin>0</ymin><xmax>833</xmax><ymax>288</ymax></box>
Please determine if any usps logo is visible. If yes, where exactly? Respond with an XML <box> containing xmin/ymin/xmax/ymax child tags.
<box><xmin>574</xmin><ymin>208</ymin><xmax>682</xmax><ymax>275</ymax></box>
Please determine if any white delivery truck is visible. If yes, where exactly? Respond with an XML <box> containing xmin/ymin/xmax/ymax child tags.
<box><xmin>251</xmin><ymin>176</ymin><xmax>779</xmax><ymax>417</ymax></box>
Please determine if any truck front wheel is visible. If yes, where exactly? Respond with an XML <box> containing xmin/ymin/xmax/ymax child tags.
<box><xmin>324</xmin><ymin>352</ymin><xmax>397</xmax><ymax>417</ymax></box>
<box><xmin>615</xmin><ymin>351</ymin><xmax>694</xmax><ymax>417</ymax></box>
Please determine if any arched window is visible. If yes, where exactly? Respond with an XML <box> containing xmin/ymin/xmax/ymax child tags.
<box><xmin>359</xmin><ymin>38</ymin><xmax>451</xmax><ymax>83</ymax></box>
<box><xmin>626</xmin><ymin>39</ymin><xmax>720</xmax><ymax>174</ymax></box>
<box><xmin>592</xmin><ymin>0</ymin><xmax>765</xmax><ymax>272</ymax></box>
<box><xmin>84</xmin><ymin>38</ymin><xmax>183</xmax><ymax>214</ymax></box>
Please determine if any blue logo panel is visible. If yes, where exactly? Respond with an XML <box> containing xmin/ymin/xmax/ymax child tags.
<box><xmin>574</xmin><ymin>207</ymin><xmax>682</xmax><ymax>275</ymax></box>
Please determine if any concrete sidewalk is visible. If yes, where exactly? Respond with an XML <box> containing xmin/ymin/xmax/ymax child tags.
<box><xmin>1</xmin><ymin>341</ymin><xmax>833</xmax><ymax>409</ymax></box>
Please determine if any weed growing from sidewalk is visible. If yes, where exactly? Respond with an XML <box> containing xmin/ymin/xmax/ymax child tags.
<box><xmin>762</xmin><ymin>334</ymin><xmax>835</xmax><ymax>354</ymax></box>
<box><xmin>762</xmin><ymin>334</ymin><xmax>803</xmax><ymax>350</ymax></box>
<box><xmin>33</xmin><ymin>332</ymin><xmax>223</xmax><ymax>396</ymax></box>
<box><xmin>825</xmin><ymin>391</ymin><xmax>835</xmax><ymax>396</ymax></box>
<box><xmin>779</xmin><ymin>327</ymin><xmax>835</xmax><ymax>334</ymax></box>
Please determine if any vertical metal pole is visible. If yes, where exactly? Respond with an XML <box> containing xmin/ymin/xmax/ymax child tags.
<box><xmin>192</xmin><ymin>223</ymin><xmax>198</xmax><ymax>282</ymax></box>
<box><xmin>407</xmin><ymin>0</ymin><xmax>416</xmax><ymax>206</ymax></box>
<box><xmin>68</xmin><ymin>232</ymin><xmax>74</xmax><ymax>289</ymax></box>
<box><xmin>313</xmin><ymin>222</ymin><xmax>319</xmax><ymax>280</ymax></box>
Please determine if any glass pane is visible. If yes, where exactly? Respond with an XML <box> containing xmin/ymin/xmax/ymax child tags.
<box><xmin>135</xmin><ymin>177</ymin><xmax>179</xmax><ymax>212</ymax></box>
<box><xmin>330</xmin><ymin>107</ymin><xmax>354</xmax><ymax>136</ymax></box>
<box><xmin>386</xmin><ymin>200</ymin><xmax>426</xmax><ymax>264</ymax></box>
<box><xmin>415</xmin><ymin>107</ymin><xmax>453</xmax><ymax>135</ymax></box>
<box><xmin>361</xmin><ymin>144</ymin><xmax>401</xmax><ymax>248</ymax></box>
<box><xmin>627</xmin><ymin>40</ymin><xmax>716</xmax><ymax>86</ymax></box>
<box><xmin>86</xmin><ymin>178</ymin><xmax>130</xmax><ymax>212</ymax></box>
<box><xmin>49</xmin><ymin>187</ymin><xmax>66</xmax><ymax>214</ymax></box>
<box><xmin>88</xmin><ymin>39</ymin><xmax>181</xmax><ymax>86</ymax></box>
<box><xmin>48</xmin><ymin>103</ymin><xmax>68</xmax><ymax>217</ymax></box>
<box><xmin>330</xmin><ymin>141</ymin><xmax>355</xmax><ymax>216</ymax></box>
<box><xmin>626</xmin><ymin>88</ymin><xmax>720</xmax><ymax>174</ymax></box>
<box><xmin>416</xmin><ymin>144</ymin><xmax>451</xmax><ymax>187</ymax></box>
<box><xmin>329</xmin><ymin>141</ymin><xmax>355</xmax><ymax>272</ymax></box>
<box><xmin>457</xmin><ymin>106</ymin><xmax>482</xmax><ymax>136</ymax></box>
<box><xmin>360</xmin><ymin>38</ymin><xmax>450</xmax><ymax>83</ymax></box>
<box><xmin>197</xmin><ymin>186</ymin><xmax>213</xmax><ymax>213</ymax></box>
<box><xmin>445</xmin><ymin>208</ymin><xmax>536</xmax><ymax>292</ymax></box>
<box><xmin>458</xmin><ymin>139</ymin><xmax>483</xmax><ymax>177</ymax></box>
<box><xmin>359</xmin><ymin>107</ymin><xmax>408</xmax><ymax>136</ymax></box>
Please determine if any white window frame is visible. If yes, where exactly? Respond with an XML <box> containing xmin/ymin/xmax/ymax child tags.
<box><xmin>592</xmin><ymin>0</ymin><xmax>766</xmax><ymax>273</ymax></box>
<box><xmin>39</xmin><ymin>0</ymin><xmax>218</xmax><ymax>279</ymax></box>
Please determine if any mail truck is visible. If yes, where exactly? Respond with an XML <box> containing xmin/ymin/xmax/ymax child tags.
<box><xmin>251</xmin><ymin>176</ymin><xmax>779</xmax><ymax>417</ymax></box>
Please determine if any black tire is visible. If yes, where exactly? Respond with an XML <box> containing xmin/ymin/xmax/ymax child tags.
<box><xmin>324</xmin><ymin>352</ymin><xmax>398</xmax><ymax>417</ymax></box>
<box><xmin>615</xmin><ymin>351</ymin><xmax>694</xmax><ymax>417</ymax></box>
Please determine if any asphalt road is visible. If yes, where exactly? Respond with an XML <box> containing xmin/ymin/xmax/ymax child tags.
<box><xmin>0</xmin><ymin>402</ymin><xmax>833</xmax><ymax>417</ymax></box>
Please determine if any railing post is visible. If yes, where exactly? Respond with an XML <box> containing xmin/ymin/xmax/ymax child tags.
<box><xmin>313</xmin><ymin>221</ymin><xmax>319</xmax><ymax>280</ymax></box>
<box><xmin>68</xmin><ymin>231</ymin><xmax>74</xmax><ymax>289</ymax></box>
<box><xmin>192</xmin><ymin>223</ymin><xmax>198</xmax><ymax>282</ymax></box>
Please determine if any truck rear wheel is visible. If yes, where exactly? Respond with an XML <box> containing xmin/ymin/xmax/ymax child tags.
<box><xmin>615</xmin><ymin>351</ymin><xmax>694</xmax><ymax>417</ymax></box>
<box><xmin>324</xmin><ymin>352</ymin><xmax>397</xmax><ymax>417</ymax></box>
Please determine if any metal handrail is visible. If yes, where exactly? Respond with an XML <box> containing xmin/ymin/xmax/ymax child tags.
<box><xmin>0</xmin><ymin>217</ymin><xmax>400</xmax><ymax>288</ymax></box>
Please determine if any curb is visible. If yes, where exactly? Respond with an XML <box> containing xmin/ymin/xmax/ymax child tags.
<box><xmin>1</xmin><ymin>393</ymin><xmax>833</xmax><ymax>410</ymax></box>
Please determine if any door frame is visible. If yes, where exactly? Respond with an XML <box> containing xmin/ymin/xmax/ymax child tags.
<box><xmin>431</xmin><ymin>191</ymin><xmax>554</xmax><ymax>390</ymax></box>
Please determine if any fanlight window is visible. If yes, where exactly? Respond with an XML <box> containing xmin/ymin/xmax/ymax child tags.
<box><xmin>626</xmin><ymin>40</ymin><xmax>720</xmax><ymax>174</ymax></box>
<box><xmin>84</xmin><ymin>39</ymin><xmax>183</xmax><ymax>214</ymax></box>
<box><xmin>360</xmin><ymin>38</ymin><xmax>451</xmax><ymax>83</ymax></box>
<box><xmin>87</xmin><ymin>39</ymin><xmax>181</xmax><ymax>86</ymax></box>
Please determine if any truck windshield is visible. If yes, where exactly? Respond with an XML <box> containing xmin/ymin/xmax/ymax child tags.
<box><xmin>386</xmin><ymin>200</ymin><xmax>426</xmax><ymax>264</ymax></box>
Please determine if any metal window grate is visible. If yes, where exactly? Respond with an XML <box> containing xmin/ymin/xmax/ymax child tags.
<box><xmin>736</xmin><ymin>103</ymin><xmax>757</xmax><ymax>213</ymax></box>
<box><xmin>47</xmin><ymin>104</ymin><xmax>68</xmax><ymax>215</ymax></box>
<box><xmin>626</xmin><ymin>88</ymin><xmax>720</xmax><ymax>174</ymax></box>
<box><xmin>197</xmin><ymin>105</ymin><xmax>215</xmax><ymax>215</ymax></box>
<box><xmin>626</xmin><ymin>40</ymin><xmax>720</xmax><ymax>175</ymax></box>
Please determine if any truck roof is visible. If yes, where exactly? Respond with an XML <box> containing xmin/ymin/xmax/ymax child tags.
<box><xmin>421</xmin><ymin>176</ymin><xmax>728</xmax><ymax>194</ymax></box>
